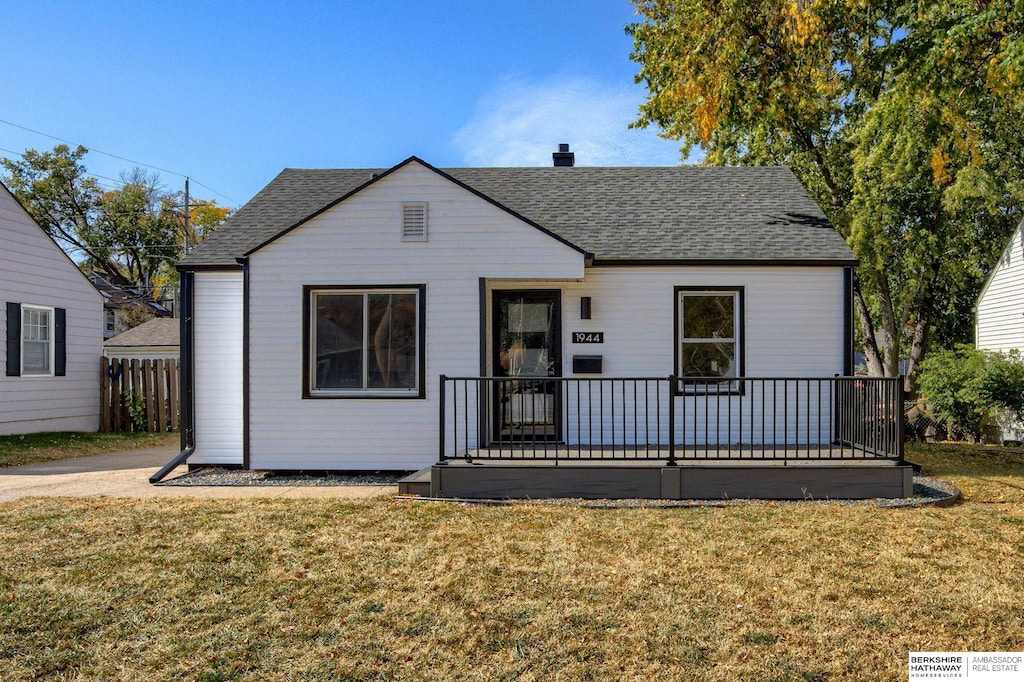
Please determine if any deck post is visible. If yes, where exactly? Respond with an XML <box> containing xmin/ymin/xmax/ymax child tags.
<box><xmin>438</xmin><ymin>375</ymin><xmax>447</xmax><ymax>464</ymax></box>
<box><xmin>832</xmin><ymin>373</ymin><xmax>840</xmax><ymax>447</ymax></box>
<box><xmin>897</xmin><ymin>375</ymin><xmax>906</xmax><ymax>463</ymax></box>
<box><xmin>667</xmin><ymin>375</ymin><xmax>677</xmax><ymax>466</ymax></box>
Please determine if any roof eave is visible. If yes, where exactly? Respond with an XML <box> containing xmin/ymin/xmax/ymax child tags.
<box><xmin>176</xmin><ymin>261</ymin><xmax>245</xmax><ymax>272</ymax></box>
<box><xmin>590</xmin><ymin>257</ymin><xmax>859</xmax><ymax>267</ymax></box>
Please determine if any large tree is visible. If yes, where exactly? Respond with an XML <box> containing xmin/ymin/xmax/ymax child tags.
<box><xmin>1</xmin><ymin>144</ymin><xmax>229</xmax><ymax>299</ymax></box>
<box><xmin>629</xmin><ymin>0</ymin><xmax>1024</xmax><ymax>392</ymax></box>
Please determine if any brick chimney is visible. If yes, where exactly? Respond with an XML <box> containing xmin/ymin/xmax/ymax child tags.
<box><xmin>552</xmin><ymin>143</ymin><xmax>575</xmax><ymax>167</ymax></box>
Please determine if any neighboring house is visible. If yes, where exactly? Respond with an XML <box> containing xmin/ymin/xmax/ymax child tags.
<box><xmin>90</xmin><ymin>273</ymin><xmax>172</xmax><ymax>339</ymax></box>
<box><xmin>159</xmin><ymin>148</ymin><xmax>911</xmax><ymax>499</ymax></box>
<box><xmin>1</xmin><ymin>181</ymin><xmax>103</xmax><ymax>435</ymax></box>
<box><xmin>975</xmin><ymin>220</ymin><xmax>1024</xmax><ymax>444</ymax></box>
<box><xmin>976</xmin><ymin>219</ymin><xmax>1024</xmax><ymax>354</ymax></box>
<box><xmin>103</xmin><ymin>317</ymin><xmax>179</xmax><ymax>361</ymax></box>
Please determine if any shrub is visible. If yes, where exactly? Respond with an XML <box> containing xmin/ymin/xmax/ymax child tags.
<box><xmin>124</xmin><ymin>391</ymin><xmax>146</xmax><ymax>432</ymax></box>
<box><xmin>979</xmin><ymin>352</ymin><xmax>1024</xmax><ymax>415</ymax></box>
<box><xmin>917</xmin><ymin>345</ymin><xmax>1024</xmax><ymax>441</ymax></box>
<box><xmin>917</xmin><ymin>345</ymin><xmax>988</xmax><ymax>440</ymax></box>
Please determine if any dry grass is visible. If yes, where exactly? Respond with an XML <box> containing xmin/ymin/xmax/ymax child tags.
<box><xmin>0</xmin><ymin>443</ymin><xmax>1021</xmax><ymax>680</ymax></box>
<box><xmin>908</xmin><ymin>441</ymin><xmax>1024</xmax><ymax>504</ymax></box>
<box><xmin>0</xmin><ymin>431</ymin><xmax>178</xmax><ymax>469</ymax></box>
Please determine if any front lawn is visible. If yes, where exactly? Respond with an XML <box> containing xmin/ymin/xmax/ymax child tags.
<box><xmin>907</xmin><ymin>441</ymin><xmax>1024</xmax><ymax>504</ymax></box>
<box><xmin>0</xmin><ymin>442</ymin><xmax>1020</xmax><ymax>680</ymax></box>
<box><xmin>0</xmin><ymin>431</ymin><xmax>178</xmax><ymax>469</ymax></box>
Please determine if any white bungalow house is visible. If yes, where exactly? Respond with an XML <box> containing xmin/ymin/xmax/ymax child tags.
<box><xmin>156</xmin><ymin>148</ymin><xmax>911</xmax><ymax>499</ymax></box>
<box><xmin>1</xmin><ymin>181</ymin><xmax>103</xmax><ymax>435</ymax></box>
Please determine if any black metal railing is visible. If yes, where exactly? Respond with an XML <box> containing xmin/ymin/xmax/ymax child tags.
<box><xmin>439</xmin><ymin>375</ymin><xmax>905</xmax><ymax>464</ymax></box>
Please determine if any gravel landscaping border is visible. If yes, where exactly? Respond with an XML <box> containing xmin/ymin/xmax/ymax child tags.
<box><xmin>161</xmin><ymin>467</ymin><xmax>407</xmax><ymax>487</ymax></box>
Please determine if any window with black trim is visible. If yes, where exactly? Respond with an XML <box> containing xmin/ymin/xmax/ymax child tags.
<box><xmin>676</xmin><ymin>288</ymin><xmax>743</xmax><ymax>387</ymax></box>
<box><xmin>306</xmin><ymin>287</ymin><xmax>423</xmax><ymax>397</ymax></box>
<box><xmin>21</xmin><ymin>305</ymin><xmax>53</xmax><ymax>376</ymax></box>
<box><xmin>6</xmin><ymin>302</ymin><xmax>65</xmax><ymax>378</ymax></box>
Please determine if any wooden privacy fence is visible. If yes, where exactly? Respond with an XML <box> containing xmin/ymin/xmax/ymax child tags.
<box><xmin>101</xmin><ymin>357</ymin><xmax>180</xmax><ymax>432</ymax></box>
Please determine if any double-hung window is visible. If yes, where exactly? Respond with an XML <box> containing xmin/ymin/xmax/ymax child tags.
<box><xmin>676</xmin><ymin>287</ymin><xmax>743</xmax><ymax>390</ymax></box>
<box><xmin>305</xmin><ymin>286</ymin><xmax>424</xmax><ymax>398</ymax></box>
<box><xmin>21</xmin><ymin>305</ymin><xmax>53</xmax><ymax>376</ymax></box>
<box><xmin>6</xmin><ymin>302</ymin><xmax>65</xmax><ymax>378</ymax></box>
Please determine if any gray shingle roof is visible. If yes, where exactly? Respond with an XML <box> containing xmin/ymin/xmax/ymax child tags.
<box><xmin>180</xmin><ymin>161</ymin><xmax>854</xmax><ymax>267</ymax></box>
<box><xmin>103</xmin><ymin>318</ymin><xmax>179</xmax><ymax>348</ymax></box>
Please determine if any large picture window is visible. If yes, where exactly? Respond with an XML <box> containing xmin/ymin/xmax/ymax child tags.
<box><xmin>21</xmin><ymin>305</ymin><xmax>53</xmax><ymax>376</ymax></box>
<box><xmin>305</xmin><ymin>286</ymin><xmax>424</xmax><ymax>397</ymax></box>
<box><xmin>676</xmin><ymin>288</ymin><xmax>743</xmax><ymax>387</ymax></box>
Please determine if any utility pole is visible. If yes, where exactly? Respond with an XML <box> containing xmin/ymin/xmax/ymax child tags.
<box><xmin>183</xmin><ymin>177</ymin><xmax>191</xmax><ymax>254</ymax></box>
<box><xmin>175</xmin><ymin>178</ymin><xmax>191</xmax><ymax>319</ymax></box>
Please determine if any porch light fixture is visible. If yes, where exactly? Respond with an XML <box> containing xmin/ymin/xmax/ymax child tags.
<box><xmin>580</xmin><ymin>296</ymin><xmax>592</xmax><ymax>320</ymax></box>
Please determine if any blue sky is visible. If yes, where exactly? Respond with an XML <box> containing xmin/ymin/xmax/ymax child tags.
<box><xmin>0</xmin><ymin>1</ymin><xmax>684</xmax><ymax>208</ymax></box>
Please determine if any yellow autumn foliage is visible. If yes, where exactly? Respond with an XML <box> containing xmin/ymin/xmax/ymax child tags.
<box><xmin>782</xmin><ymin>0</ymin><xmax>821</xmax><ymax>48</ymax></box>
<box><xmin>931</xmin><ymin>147</ymin><xmax>953</xmax><ymax>186</ymax></box>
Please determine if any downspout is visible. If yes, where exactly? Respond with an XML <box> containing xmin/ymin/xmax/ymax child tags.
<box><xmin>843</xmin><ymin>266</ymin><xmax>854</xmax><ymax>376</ymax></box>
<box><xmin>150</xmin><ymin>269</ymin><xmax>195</xmax><ymax>483</ymax></box>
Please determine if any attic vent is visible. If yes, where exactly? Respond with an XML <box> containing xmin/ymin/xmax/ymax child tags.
<box><xmin>402</xmin><ymin>203</ymin><xmax>428</xmax><ymax>242</ymax></box>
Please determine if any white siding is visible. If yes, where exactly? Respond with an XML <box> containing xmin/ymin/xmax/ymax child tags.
<box><xmin>191</xmin><ymin>271</ymin><xmax>244</xmax><ymax>464</ymax></box>
<box><xmin>0</xmin><ymin>184</ymin><xmax>103</xmax><ymax>435</ymax></box>
<box><xmin>247</xmin><ymin>161</ymin><xmax>584</xmax><ymax>470</ymax></box>
<box><xmin>498</xmin><ymin>267</ymin><xmax>844</xmax><ymax>379</ymax></box>
<box><xmin>485</xmin><ymin>267</ymin><xmax>845</xmax><ymax>448</ymax></box>
<box><xmin>977</xmin><ymin>222</ymin><xmax>1024</xmax><ymax>353</ymax></box>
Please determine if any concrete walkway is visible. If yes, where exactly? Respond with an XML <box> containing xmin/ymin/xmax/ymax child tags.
<box><xmin>0</xmin><ymin>445</ymin><xmax>398</xmax><ymax>502</ymax></box>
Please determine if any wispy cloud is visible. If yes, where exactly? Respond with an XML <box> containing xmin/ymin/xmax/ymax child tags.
<box><xmin>453</xmin><ymin>76</ymin><xmax>686</xmax><ymax>167</ymax></box>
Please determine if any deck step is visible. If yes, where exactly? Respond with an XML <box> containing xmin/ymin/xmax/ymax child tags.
<box><xmin>397</xmin><ymin>467</ymin><xmax>432</xmax><ymax>496</ymax></box>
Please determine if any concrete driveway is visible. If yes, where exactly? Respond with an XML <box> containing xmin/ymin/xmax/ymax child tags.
<box><xmin>0</xmin><ymin>445</ymin><xmax>397</xmax><ymax>502</ymax></box>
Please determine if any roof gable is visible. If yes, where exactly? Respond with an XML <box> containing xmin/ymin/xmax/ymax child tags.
<box><xmin>238</xmin><ymin>157</ymin><xmax>586</xmax><ymax>260</ymax></box>
<box><xmin>975</xmin><ymin>218</ymin><xmax>1024</xmax><ymax>309</ymax></box>
<box><xmin>180</xmin><ymin>161</ymin><xmax>856</xmax><ymax>268</ymax></box>
<box><xmin>0</xmin><ymin>181</ymin><xmax>104</xmax><ymax>299</ymax></box>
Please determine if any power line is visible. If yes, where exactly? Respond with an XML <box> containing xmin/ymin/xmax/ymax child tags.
<box><xmin>0</xmin><ymin>145</ymin><xmax>236</xmax><ymax>211</ymax></box>
<box><xmin>0</xmin><ymin>117</ymin><xmax>239</xmax><ymax>206</ymax></box>
<box><xmin>1</xmin><ymin>145</ymin><xmax>230</xmax><ymax>221</ymax></box>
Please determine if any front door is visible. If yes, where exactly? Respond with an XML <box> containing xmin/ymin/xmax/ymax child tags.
<box><xmin>492</xmin><ymin>290</ymin><xmax>561</xmax><ymax>441</ymax></box>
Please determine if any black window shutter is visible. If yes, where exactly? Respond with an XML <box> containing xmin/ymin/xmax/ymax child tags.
<box><xmin>6</xmin><ymin>302</ymin><xmax>20</xmax><ymax>377</ymax></box>
<box><xmin>55</xmin><ymin>308</ymin><xmax>67</xmax><ymax>376</ymax></box>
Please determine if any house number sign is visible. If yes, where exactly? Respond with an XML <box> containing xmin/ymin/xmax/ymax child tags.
<box><xmin>572</xmin><ymin>332</ymin><xmax>604</xmax><ymax>344</ymax></box>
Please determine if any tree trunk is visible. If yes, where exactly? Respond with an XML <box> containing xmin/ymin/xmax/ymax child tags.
<box><xmin>854</xmin><ymin>284</ymin><xmax>885</xmax><ymax>376</ymax></box>
<box><xmin>855</xmin><ymin>268</ymin><xmax>903</xmax><ymax>378</ymax></box>
<box><xmin>872</xmin><ymin>268</ymin><xmax>901</xmax><ymax>377</ymax></box>
<box><xmin>903</xmin><ymin>257</ymin><xmax>942</xmax><ymax>397</ymax></box>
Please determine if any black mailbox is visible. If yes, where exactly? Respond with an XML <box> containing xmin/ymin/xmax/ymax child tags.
<box><xmin>572</xmin><ymin>355</ymin><xmax>603</xmax><ymax>374</ymax></box>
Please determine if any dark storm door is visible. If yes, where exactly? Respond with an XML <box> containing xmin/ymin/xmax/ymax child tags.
<box><xmin>492</xmin><ymin>290</ymin><xmax>562</xmax><ymax>442</ymax></box>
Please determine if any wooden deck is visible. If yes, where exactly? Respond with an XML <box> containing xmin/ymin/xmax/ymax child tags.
<box><xmin>431</xmin><ymin>376</ymin><xmax>908</xmax><ymax>500</ymax></box>
<box><xmin>399</xmin><ymin>447</ymin><xmax>913</xmax><ymax>500</ymax></box>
